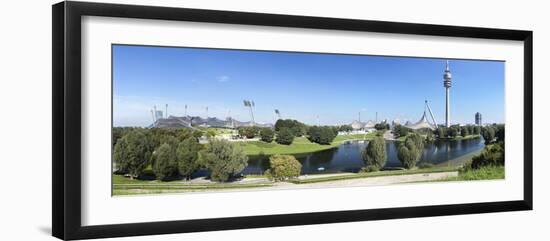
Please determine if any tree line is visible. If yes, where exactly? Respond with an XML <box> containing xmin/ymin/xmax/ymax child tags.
<box><xmin>237</xmin><ymin>119</ymin><xmax>343</xmax><ymax>146</ymax></box>
<box><xmin>113</xmin><ymin>128</ymin><xmax>248</xmax><ymax>182</ymax></box>
<box><xmin>365</xmin><ymin>124</ymin><xmax>505</xmax><ymax>171</ymax></box>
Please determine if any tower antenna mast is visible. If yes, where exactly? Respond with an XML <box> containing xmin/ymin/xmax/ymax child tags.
<box><xmin>443</xmin><ymin>60</ymin><xmax>453</xmax><ymax>127</ymax></box>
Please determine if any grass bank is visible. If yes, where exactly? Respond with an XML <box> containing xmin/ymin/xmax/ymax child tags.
<box><xmin>439</xmin><ymin>165</ymin><xmax>504</xmax><ymax>181</ymax></box>
<box><xmin>241</xmin><ymin>133</ymin><xmax>377</xmax><ymax>155</ymax></box>
<box><xmin>112</xmin><ymin>175</ymin><xmax>273</xmax><ymax>195</ymax></box>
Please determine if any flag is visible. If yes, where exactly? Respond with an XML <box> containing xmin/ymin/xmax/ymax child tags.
<box><xmin>275</xmin><ymin>109</ymin><xmax>279</xmax><ymax>114</ymax></box>
<box><xmin>251</xmin><ymin>101</ymin><xmax>255</xmax><ymax>107</ymax></box>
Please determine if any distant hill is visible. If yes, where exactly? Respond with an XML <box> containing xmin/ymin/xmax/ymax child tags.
<box><xmin>148</xmin><ymin>115</ymin><xmax>273</xmax><ymax>129</ymax></box>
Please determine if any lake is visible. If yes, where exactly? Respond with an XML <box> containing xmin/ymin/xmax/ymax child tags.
<box><xmin>243</xmin><ymin>138</ymin><xmax>485</xmax><ymax>175</ymax></box>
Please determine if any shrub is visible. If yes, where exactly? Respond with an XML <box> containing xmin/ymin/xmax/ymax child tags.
<box><xmin>276</xmin><ymin>127</ymin><xmax>294</xmax><ymax>145</ymax></box>
<box><xmin>200</xmin><ymin>139</ymin><xmax>248</xmax><ymax>182</ymax></box>
<box><xmin>153</xmin><ymin>143</ymin><xmax>177</xmax><ymax>181</ymax></box>
<box><xmin>176</xmin><ymin>137</ymin><xmax>200</xmax><ymax>179</ymax></box>
<box><xmin>361</xmin><ymin>136</ymin><xmax>387</xmax><ymax>169</ymax></box>
<box><xmin>397</xmin><ymin>133</ymin><xmax>425</xmax><ymax>169</ymax></box>
<box><xmin>113</xmin><ymin>129</ymin><xmax>152</xmax><ymax>179</ymax></box>
<box><xmin>259</xmin><ymin>128</ymin><xmax>275</xmax><ymax>143</ymax></box>
<box><xmin>264</xmin><ymin>155</ymin><xmax>302</xmax><ymax>181</ymax></box>
<box><xmin>471</xmin><ymin>142</ymin><xmax>504</xmax><ymax>169</ymax></box>
<box><xmin>417</xmin><ymin>162</ymin><xmax>434</xmax><ymax>169</ymax></box>
<box><xmin>361</xmin><ymin>165</ymin><xmax>380</xmax><ymax>173</ymax></box>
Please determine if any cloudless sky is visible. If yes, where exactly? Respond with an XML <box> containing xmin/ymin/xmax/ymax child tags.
<box><xmin>113</xmin><ymin>45</ymin><xmax>504</xmax><ymax>127</ymax></box>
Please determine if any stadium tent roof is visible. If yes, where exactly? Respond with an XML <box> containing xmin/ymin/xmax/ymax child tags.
<box><xmin>406</xmin><ymin>111</ymin><xmax>436</xmax><ymax>130</ymax></box>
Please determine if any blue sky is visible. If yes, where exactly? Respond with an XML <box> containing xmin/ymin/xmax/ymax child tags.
<box><xmin>113</xmin><ymin>45</ymin><xmax>504</xmax><ymax>127</ymax></box>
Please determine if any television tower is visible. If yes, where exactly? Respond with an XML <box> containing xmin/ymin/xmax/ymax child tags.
<box><xmin>443</xmin><ymin>60</ymin><xmax>452</xmax><ymax>127</ymax></box>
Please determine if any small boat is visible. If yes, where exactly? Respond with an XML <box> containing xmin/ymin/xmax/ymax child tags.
<box><xmin>317</xmin><ymin>167</ymin><xmax>325</xmax><ymax>171</ymax></box>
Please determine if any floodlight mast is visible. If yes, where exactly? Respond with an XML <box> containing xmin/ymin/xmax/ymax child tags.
<box><xmin>243</xmin><ymin>100</ymin><xmax>255</xmax><ymax>126</ymax></box>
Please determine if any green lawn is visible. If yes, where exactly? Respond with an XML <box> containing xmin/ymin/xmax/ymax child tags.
<box><xmin>241</xmin><ymin>133</ymin><xmax>377</xmax><ymax>155</ymax></box>
<box><xmin>440</xmin><ymin>165</ymin><xmax>504</xmax><ymax>181</ymax></box>
<box><xmin>112</xmin><ymin>174</ymin><xmax>273</xmax><ymax>195</ymax></box>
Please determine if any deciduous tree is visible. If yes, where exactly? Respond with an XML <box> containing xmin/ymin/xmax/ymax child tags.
<box><xmin>200</xmin><ymin>139</ymin><xmax>248</xmax><ymax>182</ymax></box>
<box><xmin>362</xmin><ymin>136</ymin><xmax>387</xmax><ymax>169</ymax></box>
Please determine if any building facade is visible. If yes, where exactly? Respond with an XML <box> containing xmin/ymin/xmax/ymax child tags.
<box><xmin>475</xmin><ymin>112</ymin><xmax>482</xmax><ymax>126</ymax></box>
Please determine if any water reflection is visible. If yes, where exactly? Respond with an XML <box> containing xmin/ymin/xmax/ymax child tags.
<box><xmin>243</xmin><ymin>138</ymin><xmax>485</xmax><ymax>175</ymax></box>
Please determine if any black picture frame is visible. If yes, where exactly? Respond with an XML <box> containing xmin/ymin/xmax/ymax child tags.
<box><xmin>52</xmin><ymin>1</ymin><xmax>533</xmax><ymax>240</ymax></box>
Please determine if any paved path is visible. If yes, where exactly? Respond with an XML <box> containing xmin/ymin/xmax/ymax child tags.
<box><xmin>270</xmin><ymin>171</ymin><xmax>457</xmax><ymax>190</ymax></box>
<box><xmin>157</xmin><ymin>171</ymin><xmax>458</xmax><ymax>194</ymax></box>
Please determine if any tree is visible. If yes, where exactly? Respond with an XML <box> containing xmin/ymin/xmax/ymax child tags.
<box><xmin>318</xmin><ymin>126</ymin><xmax>337</xmax><ymax>144</ymax></box>
<box><xmin>276</xmin><ymin>127</ymin><xmax>294</xmax><ymax>145</ymax></box>
<box><xmin>259</xmin><ymin>128</ymin><xmax>275</xmax><ymax>143</ymax></box>
<box><xmin>374</xmin><ymin>122</ymin><xmax>390</xmax><ymax>130</ymax></box>
<box><xmin>176</xmin><ymin>137</ymin><xmax>200</xmax><ymax>179</ymax></box>
<box><xmin>238</xmin><ymin>126</ymin><xmax>259</xmax><ymax>139</ymax></box>
<box><xmin>264</xmin><ymin>155</ymin><xmax>302</xmax><ymax>181</ymax></box>
<box><xmin>436</xmin><ymin>127</ymin><xmax>447</xmax><ymax>139</ymax></box>
<box><xmin>338</xmin><ymin>125</ymin><xmax>353</xmax><ymax>132</ymax></box>
<box><xmin>152</xmin><ymin>143</ymin><xmax>177</xmax><ymax>181</ymax></box>
<box><xmin>200</xmin><ymin>139</ymin><xmax>248</xmax><ymax>182</ymax></box>
<box><xmin>494</xmin><ymin>124</ymin><xmax>505</xmax><ymax>142</ymax></box>
<box><xmin>274</xmin><ymin>119</ymin><xmax>307</xmax><ymax>137</ymax></box>
<box><xmin>113</xmin><ymin>130</ymin><xmax>152</xmax><ymax>179</ymax></box>
<box><xmin>447</xmin><ymin>127</ymin><xmax>459</xmax><ymax>138</ymax></box>
<box><xmin>473</xmin><ymin>126</ymin><xmax>481</xmax><ymax>135</ymax></box>
<box><xmin>361</xmin><ymin>136</ymin><xmax>387</xmax><ymax>170</ymax></box>
<box><xmin>308</xmin><ymin>126</ymin><xmax>337</xmax><ymax>145</ymax></box>
<box><xmin>393</xmin><ymin>125</ymin><xmax>410</xmax><ymax>138</ymax></box>
<box><xmin>481</xmin><ymin>126</ymin><xmax>496</xmax><ymax>144</ymax></box>
<box><xmin>461</xmin><ymin>126</ymin><xmax>470</xmax><ymax>137</ymax></box>
<box><xmin>397</xmin><ymin>133</ymin><xmax>425</xmax><ymax>169</ymax></box>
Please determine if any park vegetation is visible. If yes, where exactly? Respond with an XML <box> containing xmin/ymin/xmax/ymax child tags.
<box><xmin>200</xmin><ymin>139</ymin><xmax>248</xmax><ymax>182</ymax></box>
<box><xmin>264</xmin><ymin>155</ymin><xmax>302</xmax><ymax>181</ymax></box>
<box><xmin>276</xmin><ymin>127</ymin><xmax>295</xmax><ymax>145</ymax></box>
<box><xmin>396</xmin><ymin>133</ymin><xmax>425</xmax><ymax>169</ymax></box>
<box><xmin>113</xmin><ymin>129</ymin><xmax>152</xmax><ymax>179</ymax></box>
<box><xmin>393</xmin><ymin>124</ymin><xmax>411</xmax><ymax>138</ymax></box>
<box><xmin>113</xmin><ymin>127</ymin><xmax>248</xmax><ymax>182</ymax></box>
<box><xmin>361</xmin><ymin>136</ymin><xmax>387</xmax><ymax>172</ymax></box>
<box><xmin>275</xmin><ymin>119</ymin><xmax>308</xmax><ymax>137</ymax></box>
<box><xmin>307</xmin><ymin>126</ymin><xmax>338</xmax><ymax>145</ymax></box>
<box><xmin>374</xmin><ymin>122</ymin><xmax>390</xmax><ymax>131</ymax></box>
<box><xmin>434</xmin><ymin>124</ymin><xmax>481</xmax><ymax>140</ymax></box>
<box><xmin>259</xmin><ymin>128</ymin><xmax>275</xmax><ymax>143</ymax></box>
<box><xmin>458</xmin><ymin>124</ymin><xmax>505</xmax><ymax>179</ymax></box>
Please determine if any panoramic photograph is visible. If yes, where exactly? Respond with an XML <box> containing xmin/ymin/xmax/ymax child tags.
<box><xmin>111</xmin><ymin>44</ymin><xmax>505</xmax><ymax>196</ymax></box>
